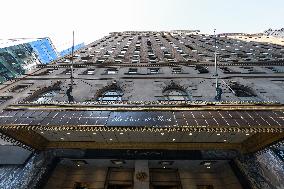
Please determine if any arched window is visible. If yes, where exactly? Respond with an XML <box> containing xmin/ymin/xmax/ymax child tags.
<box><xmin>98</xmin><ymin>89</ymin><xmax>123</xmax><ymax>101</ymax></box>
<box><xmin>162</xmin><ymin>81</ymin><xmax>189</xmax><ymax>101</ymax></box>
<box><xmin>230</xmin><ymin>83</ymin><xmax>256</xmax><ymax>97</ymax></box>
<box><xmin>163</xmin><ymin>89</ymin><xmax>189</xmax><ymax>101</ymax></box>
<box><xmin>32</xmin><ymin>90</ymin><xmax>60</xmax><ymax>103</ymax></box>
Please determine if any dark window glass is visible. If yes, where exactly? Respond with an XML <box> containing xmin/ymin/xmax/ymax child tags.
<box><xmin>164</xmin><ymin>89</ymin><xmax>188</xmax><ymax>101</ymax></box>
<box><xmin>98</xmin><ymin>90</ymin><xmax>123</xmax><ymax>101</ymax></box>
<box><xmin>32</xmin><ymin>90</ymin><xmax>60</xmax><ymax>103</ymax></box>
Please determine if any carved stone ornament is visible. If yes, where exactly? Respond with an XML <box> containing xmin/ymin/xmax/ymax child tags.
<box><xmin>135</xmin><ymin>171</ymin><xmax>148</xmax><ymax>182</ymax></box>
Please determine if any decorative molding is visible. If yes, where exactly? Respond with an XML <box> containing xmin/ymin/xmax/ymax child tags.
<box><xmin>46</xmin><ymin>141</ymin><xmax>242</xmax><ymax>151</ymax></box>
<box><xmin>22</xmin><ymin>80</ymin><xmax>62</xmax><ymax>102</ymax></box>
<box><xmin>162</xmin><ymin>80</ymin><xmax>186</xmax><ymax>93</ymax></box>
<box><xmin>94</xmin><ymin>80</ymin><xmax>123</xmax><ymax>100</ymax></box>
<box><xmin>0</xmin><ymin>131</ymin><xmax>34</xmax><ymax>151</ymax></box>
<box><xmin>1</xmin><ymin>128</ymin><xmax>282</xmax><ymax>153</ymax></box>
<box><xmin>135</xmin><ymin>172</ymin><xmax>148</xmax><ymax>182</ymax></box>
<box><xmin>0</xmin><ymin>129</ymin><xmax>49</xmax><ymax>150</ymax></box>
<box><xmin>7</xmin><ymin>103</ymin><xmax>284</xmax><ymax>111</ymax></box>
<box><xmin>0</xmin><ymin>125</ymin><xmax>282</xmax><ymax>133</ymax></box>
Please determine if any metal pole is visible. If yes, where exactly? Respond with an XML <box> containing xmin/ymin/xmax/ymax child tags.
<box><xmin>70</xmin><ymin>31</ymin><xmax>74</xmax><ymax>88</ymax></box>
<box><xmin>214</xmin><ymin>29</ymin><xmax>222</xmax><ymax>101</ymax></box>
<box><xmin>214</xmin><ymin>29</ymin><xmax>218</xmax><ymax>89</ymax></box>
<box><xmin>214</xmin><ymin>29</ymin><xmax>217</xmax><ymax>76</ymax></box>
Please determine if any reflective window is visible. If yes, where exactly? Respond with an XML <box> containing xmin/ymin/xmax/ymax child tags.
<box><xmin>0</xmin><ymin>96</ymin><xmax>12</xmax><ymax>105</ymax></box>
<box><xmin>172</xmin><ymin>67</ymin><xmax>182</xmax><ymax>74</ymax></box>
<box><xmin>148</xmin><ymin>68</ymin><xmax>160</xmax><ymax>74</ymax></box>
<box><xmin>164</xmin><ymin>89</ymin><xmax>188</xmax><ymax>101</ymax></box>
<box><xmin>230</xmin><ymin>83</ymin><xmax>256</xmax><ymax>97</ymax></box>
<box><xmin>128</xmin><ymin>68</ymin><xmax>138</xmax><ymax>74</ymax></box>
<box><xmin>98</xmin><ymin>90</ymin><xmax>123</xmax><ymax>101</ymax></box>
<box><xmin>105</xmin><ymin>68</ymin><xmax>118</xmax><ymax>75</ymax></box>
<box><xmin>82</xmin><ymin>69</ymin><xmax>95</xmax><ymax>75</ymax></box>
<box><xmin>32</xmin><ymin>90</ymin><xmax>60</xmax><ymax>103</ymax></box>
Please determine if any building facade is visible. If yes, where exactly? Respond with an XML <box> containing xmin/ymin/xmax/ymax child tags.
<box><xmin>0</xmin><ymin>31</ymin><xmax>283</xmax><ymax>189</ymax></box>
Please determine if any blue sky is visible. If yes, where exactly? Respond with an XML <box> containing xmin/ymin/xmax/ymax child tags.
<box><xmin>0</xmin><ymin>0</ymin><xmax>283</xmax><ymax>50</ymax></box>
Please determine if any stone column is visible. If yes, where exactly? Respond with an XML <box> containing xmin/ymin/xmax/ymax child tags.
<box><xmin>134</xmin><ymin>160</ymin><xmax>150</xmax><ymax>189</ymax></box>
<box><xmin>235</xmin><ymin>148</ymin><xmax>284</xmax><ymax>189</ymax></box>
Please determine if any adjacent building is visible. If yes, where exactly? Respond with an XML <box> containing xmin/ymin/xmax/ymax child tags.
<box><xmin>264</xmin><ymin>28</ymin><xmax>284</xmax><ymax>38</ymax></box>
<box><xmin>59</xmin><ymin>43</ymin><xmax>85</xmax><ymax>57</ymax></box>
<box><xmin>0</xmin><ymin>31</ymin><xmax>283</xmax><ymax>189</ymax></box>
<box><xmin>0</xmin><ymin>38</ymin><xmax>58</xmax><ymax>83</ymax></box>
<box><xmin>0</xmin><ymin>38</ymin><xmax>84</xmax><ymax>84</ymax></box>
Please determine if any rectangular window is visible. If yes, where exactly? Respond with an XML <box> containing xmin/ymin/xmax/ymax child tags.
<box><xmin>96</xmin><ymin>59</ymin><xmax>105</xmax><ymax>63</ymax></box>
<box><xmin>83</xmin><ymin>69</ymin><xmax>95</xmax><ymax>75</ymax></box>
<box><xmin>61</xmin><ymin>69</ymin><xmax>72</xmax><ymax>75</ymax></box>
<box><xmin>0</xmin><ymin>96</ymin><xmax>12</xmax><ymax>105</ymax></box>
<box><xmin>172</xmin><ymin>67</ymin><xmax>182</xmax><ymax>74</ymax></box>
<box><xmin>148</xmin><ymin>68</ymin><xmax>160</xmax><ymax>74</ymax></box>
<box><xmin>128</xmin><ymin>68</ymin><xmax>138</xmax><ymax>74</ymax></box>
<box><xmin>106</xmin><ymin>68</ymin><xmax>118</xmax><ymax>75</ymax></box>
<box><xmin>9</xmin><ymin>84</ymin><xmax>32</xmax><ymax>93</ymax></box>
<box><xmin>114</xmin><ymin>59</ymin><xmax>122</xmax><ymax>63</ymax></box>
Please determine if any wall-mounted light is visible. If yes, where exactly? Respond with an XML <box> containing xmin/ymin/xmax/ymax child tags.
<box><xmin>111</xmin><ymin>160</ymin><xmax>126</xmax><ymax>165</ymax></box>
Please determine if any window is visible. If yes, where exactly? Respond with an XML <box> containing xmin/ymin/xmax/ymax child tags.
<box><xmin>128</xmin><ymin>68</ymin><xmax>138</xmax><ymax>74</ymax></box>
<box><xmin>96</xmin><ymin>59</ymin><xmax>105</xmax><ymax>63</ymax></box>
<box><xmin>148</xmin><ymin>68</ymin><xmax>160</xmax><ymax>74</ymax></box>
<box><xmin>229</xmin><ymin>82</ymin><xmax>256</xmax><ymax>97</ymax></box>
<box><xmin>266</xmin><ymin>67</ymin><xmax>284</xmax><ymax>73</ymax></box>
<box><xmin>114</xmin><ymin>59</ymin><xmax>122</xmax><ymax>63</ymax></box>
<box><xmin>0</xmin><ymin>96</ymin><xmax>12</xmax><ymax>105</ymax></box>
<box><xmin>195</xmin><ymin>65</ymin><xmax>209</xmax><ymax>74</ymax></box>
<box><xmin>34</xmin><ymin>69</ymin><xmax>54</xmax><ymax>76</ymax></box>
<box><xmin>220</xmin><ymin>67</ymin><xmax>241</xmax><ymax>74</ymax></box>
<box><xmin>87</xmin><ymin>69</ymin><xmax>95</xmax><ymax>75</ymax></box>
<box><xmin>164</xmin><ymin>89</ymin><xmax>189</xmax><ymax>101</ymax></box>
<box><xmin>9</xmin><ymin>84</ymin><xmax>31</xmax><ymax>93</ymax></box>
<box><xmin>98</xmin><ymin>89</ymin><xmax>123</xmax><ymax>101</ymax></box>
<box><xmin>82</xmin><ymin>69</ymin><xmax>95</xmax><ymax>75</ymax></box>
<box><xmin>162</xmin><ymin>81</ymin><xmax>189</xmax><ymax>101</ymax></box>
<box><xmin>32</xmin><ymin>90</ymin><xmax>60</xmax><ymax>103</ymax></box>
<box><xmin>172</xmin><ymin>67</ymin><xmax>182</xmax><ymax>74</ymax></box>
<box><xmin>132</xmin><ymin>60</ymin><xmax>139</xmax><ymax>64</ymax></box>
<box><xmin>105</xmin><ymin>68</ymin><xmax>118</xmax><ymax>75</ymax></box>
<box><xmin>61</xmin><ymin>69</ymin><xmax>72</xmax><ymax>75</ymax></box>
<box><xmin>81</xmin><ymin>56</ymin><xmax>92</xmax><ymax>61</ymax></box>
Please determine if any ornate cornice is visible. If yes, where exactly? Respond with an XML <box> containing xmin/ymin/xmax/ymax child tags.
<box><xmin>1</xmin><ymin>127</ymin><xmax>282</xmax><ymax>153</ymax></box>
<box><xmin>0</xmin><ymin>131</ymin><xmax>34</xmax><ymax>151</ymax></box>
<box><xmin>0</xmin><ymin>129</ymin><xmax>49</xmax><ymax>150</ymax></box>
<box><xmin>0</xmin><ymin>125</ymin><xmax>282</xmax><ymax>133</ymax></box>
<box><xmin>7</xmin><ymin>103</ymin><xmax>284</xmax><ymax>111</ymax></box>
